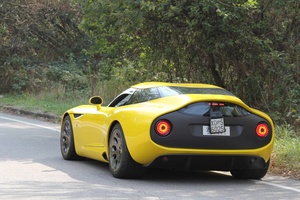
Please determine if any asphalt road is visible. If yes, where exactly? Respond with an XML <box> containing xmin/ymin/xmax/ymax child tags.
<box><xmin>1</xmin><ymin>112</ymin><xmax>300</xmax><ymax>200</ymax></box>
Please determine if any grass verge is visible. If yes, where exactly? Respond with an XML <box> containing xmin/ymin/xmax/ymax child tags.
<box><xmin>270</xmin><ymin>124</ymin><xmax>300</xmax><ymax>179</ymax></box>
<box><xmin>0</xmin><ymin>93</ymin><xmax>88</xmax><ymax>117</ymax></box>
<box><xmin>0</xmin><ymin>92</ymin><xmax>299</xmax><ymax>179</ymax></box>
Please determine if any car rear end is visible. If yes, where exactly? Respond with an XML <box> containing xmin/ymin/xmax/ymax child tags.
<box><xmin>154</xmin><ymin>97</ymin><xmax>273</xmax><ymax>177</ymax></box>
<box><xmin>128</xmin><ymin>84</ymin><xmax>274</xmax><ymax>179</ymax></box>
<box><xmin>149</xmin><ymin>96</ymin><xmax>273</xmax><ymax>171</ymax></box>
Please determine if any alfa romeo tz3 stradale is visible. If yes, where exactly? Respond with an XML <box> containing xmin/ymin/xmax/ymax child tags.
<box><xmin>60</xmin><ymin>82</ymin><xmax>274</xmax><ymax>179</ymax></box>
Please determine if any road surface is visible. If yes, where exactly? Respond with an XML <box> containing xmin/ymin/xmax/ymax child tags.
<box><xmin>0</xmin><ymin>112</ymin><xmax>300</xmax><ymax>200</ymax></box>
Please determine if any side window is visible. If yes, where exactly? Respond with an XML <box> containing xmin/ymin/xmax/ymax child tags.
<box><xmin>108</xmin><ymin>94</ymin><xmax>132</xmax><ymax>107</ymax></box>
<box><xmin>126</xmin><ymin>87</ymin><xmax>161</xmax><ymax>105</ymax></box>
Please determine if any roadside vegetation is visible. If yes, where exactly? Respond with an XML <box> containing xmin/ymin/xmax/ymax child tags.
<box><xmin>0</xmin><ymin>0</ymin><xmax>299</xmax><ymax>178</ymax></box>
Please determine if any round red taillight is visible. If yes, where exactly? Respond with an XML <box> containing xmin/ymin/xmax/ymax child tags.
<box><xmin>155</xmin><ymin>120</ymin><xmax>171</xmax><ymax>136</ymax></box>
<box><xmin>256</xmin><ymin>123</ymin><xmax>269</xmax><ymax>138</ymax></box>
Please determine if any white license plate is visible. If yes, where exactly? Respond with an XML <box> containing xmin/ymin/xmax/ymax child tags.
<box><xmin>203</xmin><ymin>125</ymin><xmax>230</xmax><ymax>136</ymax></box>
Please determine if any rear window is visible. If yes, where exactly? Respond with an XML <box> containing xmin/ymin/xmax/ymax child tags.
<box><xmin>179</xmin><ymin>102</ymin><xmax>250</xmax><ymax>117</ymax></box>
<box><xmin>158</xmin><ymin>86</ymin><xmax>235</xmax><ymax>97</ymax></box>
<box><xmin>124</xmin><ymin>86</ymin><xmax>236</xmax><ymax>105</ymax></box>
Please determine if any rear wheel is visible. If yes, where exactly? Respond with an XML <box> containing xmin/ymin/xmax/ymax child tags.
<box><xmin>60</xmin><ymin>115</ymin><xmax>82</xmax><ymax>160</ymax></box>
<box><xmin>230</xmin><ymin>160</ymin><xmax>270</xmax><ymax>179</ymax></box>
<box><xmin>108</xmin><ymin>123</ymin><xmax>145</xmax><ymax>179</ymax></box>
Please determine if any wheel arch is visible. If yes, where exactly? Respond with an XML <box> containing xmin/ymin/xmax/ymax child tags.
<box><xmin>61</xmin><ymin>112</ymin><xmax>70</xmax><ymax>123</ymax></box>
<box><xmin>108</xmin><ymin>120</ymin><xmax>121</xmax><ymax>137</ymax></box>
<box><xmin>105</xmin><ymin>120</ymin><xmax>121</xmax><ymax>156</ymax></box>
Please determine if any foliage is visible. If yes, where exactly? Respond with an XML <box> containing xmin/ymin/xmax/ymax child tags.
<box><xmin>0</xmin><ymin>0</ymin><xmax>86</xmax><ymax>60</ymax></box>
<box><xmin>76</xmin><ymin>0</ymin><xmax>300</xmax><ymax>126</ymax></box>
<box><xmin>0</xmin><ymin>0</ymin><xmax>299</xmax><ymax>126</ymax></box>
<box><xmin>0</xmin><ymin>0</ymin><xmax>89</xmax><ymax>93</ymax></box>
<box><xmin>0</xmin><ymin>54</ymin><xmax>88</xmax><ymax>95</ymax></box>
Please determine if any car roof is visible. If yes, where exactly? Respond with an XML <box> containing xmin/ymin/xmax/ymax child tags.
<box><xmin>131</xmin><ymin>82</ymin><xmax>222</xmax><ymax>89</ymax></box>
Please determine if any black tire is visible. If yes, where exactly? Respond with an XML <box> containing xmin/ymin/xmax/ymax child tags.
<box><xmin>60</xmin><ymin>115</ymin><xmax>82</xmax><ymax>160</ymax></box>
<box><xmin>230</xmin><ymin>160</ymin><xmax>270</xmax><ymax>179</ymax></box>
<box><xmin>108</xmin><ymin>123</ymin><xmax>145</xmax><ymax>179</ymax></box>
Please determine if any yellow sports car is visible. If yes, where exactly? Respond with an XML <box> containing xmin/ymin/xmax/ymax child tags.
<box><xmin>60</xmin><ymin>82</ymin><xmax>274</xmax><ymax>179</ymax></box>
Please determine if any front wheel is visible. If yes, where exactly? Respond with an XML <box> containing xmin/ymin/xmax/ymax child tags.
<box><xmin>60</xmin><ymin>115</ymin><xmax>82</xmax><ymax>160</ymax></box>
<box><xmin>230</xmin><ymin>160</ymin><xmax>270</xmax><ymax>179</ymax></box>
<box><xmin>108</xmin><ymin>123</ymin><xmax>145</xmax><ymax>179</ymax></box>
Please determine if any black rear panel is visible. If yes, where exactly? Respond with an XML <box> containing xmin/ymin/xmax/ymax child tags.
<box><xmin>148</xmin><ymin>155</ymin><xmax>267</xmax><ymax>171</ymax></box>
<box><xmin>150</xmin><ymin>103</ymin><xmax>272</xmax><ymax>149</ymax></box>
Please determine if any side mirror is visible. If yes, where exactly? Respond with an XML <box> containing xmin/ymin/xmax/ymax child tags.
<box><xmin>89</xmin><ymin>96</ymin><xmax>103</xmax><ymax>110</ymax></box>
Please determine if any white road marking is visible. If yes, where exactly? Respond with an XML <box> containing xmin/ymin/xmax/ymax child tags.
<box><xmin>215</xmin><ymin>169</ymin><xmax>300</xmax><ymax>193</ymax></box>
<box><xmin>0</xmin><ymin>116</ymin><xmax>60</xmax><ymax>132</ymax></box>
<box><xmin>258</xmin><ymin>180</ymin><xmax>300</xmax><ymax>193</ymax></box>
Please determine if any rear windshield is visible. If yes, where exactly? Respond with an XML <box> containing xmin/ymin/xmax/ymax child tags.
<box><xmin>179</xmin><ymin>102</ymin><xmax>250</xmax><ymax>117</ymax></box>
<box><xmin>121</xmin><ymin>86</ymin><xmax>236</xmax><ymax>106</ymax></box>
<box><xmin>158</xmin><ymin>86</ymin><xmax>235</xmax><ymax>97</ymax></box>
